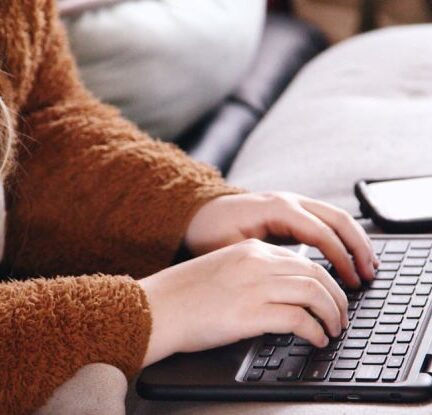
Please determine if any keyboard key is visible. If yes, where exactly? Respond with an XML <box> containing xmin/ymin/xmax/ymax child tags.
<box><xmin>401</xmin><ymin>320</ymin><xmax>418</xmax><ymax>331</ymax></box>
<box><xmin>426</xmin><ymin>263</ymin><xmax>432</xmax><ymax>273</ymax></box>
<box><xmin>252</xmin><ymin>357</ymin><xmax>268</xmax><ymax>368</ymax></box>
<box><xmin>385</xmin><ymin>241</ymin><xmax>409</xmax><ymax>253</ymax></box>
<box><xmin>384</xmin><ymin>305</ymin><xmax>407</xmax><ymax>315</ymax></box>
<box><xmin>353</xmin><ymin>319</ymin><xmax>376</xmax><ymax>329</ymax></box>
<box><xmin>365</xmin><ymin>290</ymin><xmax>388</xmax><ymax>300</ymax></box>
<box><xmin>267</xmin><ymin>357</ymin><xmax>283</xmax><ymax>370</ymax></box>
<box><xmin>381</xmin><ymin>253</ymin><xmax>404</xmax><ymax>262</ymax></box>
<box><xmin>324</xmin><ymin>340</ymin><xmax>342</xmax><ymax>351</ymax></box>
<box><xmin>375</xmin><ymin>324</ymin><xmax>398</xmax><ymax>335</ymax></box>
<box><xmin>347</xmin><ymin>292</ymin><xmax>363</xmax><ymax>301</ymax></box>
<box><xmin>420</xmin><ymin>274</ymin><xmax>432</xmax><ymax>284</ymax></box>
<box><xmin>356</xmin><ymin>365</ymin><xmax>382</xmax><ymax>382</ymax></box>
<box><xmin>362</xmin><ymin>300</ymin><xmax>385</xmax><ymax>309</ymax></box>
<box><xmin>313</xmin><ymin>351</ymin><xmax>337</xmax><ymax>361</ymax></box>
<box><xmin>379</xmin><ymin>315</ymin><xmax>403</xmax><ymax>324</ymax></box>
<box><xmin>335</xmin><ymin>360</ymin><xmax>358</xmax><ymax>370</ymax></box>
<box><xmin>330</xmin><ymin>370</ymin><xmax>354</xmax><ymax>381</ymax></box>
<box><xmin>393</xmin><ymin>295</ymin><xmax>414</xmax><ymax>306</ymax></box>
<box><xmin>371</xmin><ymin>335</ymin><xmax>395</xmax><ymax>345</ymax></box>
<box><xmin>308</xmin><ymin>247</ymin><xmax>325</xmax><ymax>260</ymax></box>
<box><xmin>407</xmin><ymin>308</ymin><xmax>423</xmax><ymax>319</ymax></box>
<box><xmin>391</xmin><ymin>286</ymin><xmax>414</xmax><ymax>295</ymax></box>
<box><xmin>344</xmin><ymin>340</ymin><xmax>368</xmax><ymax>349</ymax></box>
<box><xmin>395</xmin><ymin>277</ymin><xmax>418</xmax><ymax>286</ymax></box>
<box><xmin>396</xmin><ymin>332</ymin><xmax>413</xmax><ymax>343</ymax></box>
<box><xmin>408</xmin><ymin>249</ymin><xmax>429</xmax><ymax>258</ymax></box>
<box><xmin>363</xmin><ymin>355</ymin><xmax>386</xmax><ymax>365</ymax></box>
<box><xmin>382</xmin><ymin>369</ymin><xmax>399</xmax><ymax>382</ymax></box>
<box><xmin>289</xmin><ymin>346</ymin><xmax>312</xmax><ymax>356</ymax></box>
<box><xmin>392</xmin><ymin>344</ymin><xmax>409</xmax><ymax>356</ymax></box>
<box><xmin>404</xmin><ymin>258</ymin><xmax>426</xmax><ymax>267</ymax></box>
<box><xmin>340</xmin><ymin>350</ymin><xmax>363</xmax><ymax>360</ymax></box>
<box><xmin>411</xmin><ymin>297</ymin><xmax>427</xmax><ymax>307</ymax></box>
<box><xmin>348</xmin><ymin>300</ymin><xmax>359</xmax><ymax>311</ymax></box>
<box><xmin>302</xmin><ymin>361</ymin><xmax>331</xmax><ymax>381</ymax></box>
<box><xmin>349</xmin><ymin>311</ymin><xmax>355</xmax><ymax>320</ymax></box>
<box><xmin>336</xmin><ymin>330</ymin><xmax>347</xmax><ymax>341</ymax></box>
<box><xmin>369</xmin><ymin>280</ymin><xmax>392</xmax><ymax>290</ymax></box>
<box><xmin>264</xmin><ymin>335</ymin><xmax>292</xmax><ymax>347</ymax></box>
<box><xmin>247</xmin><ymin>368</ymin><xmax>264</xmax><ymax>381</ymax></box>
<box><xmin>400</xmin><ymin>267</ymin><xmax>423</xmax><ymax>276</ymax></box>
<box><xmin>388</xmin><ymin>295</ymin><xmax>410</xmax><ymax>305</ymax></box>
<box><xmin>411</xmin><ymin>240</ymin><xmax>432</xmax><ymax>249</ymax></box>
<box><xmin>372</xmin><ymin>240</ymin><xmax>385</xmax><ymax>255</ymax></box>
<box><xmin>258</xmin><ymin>346</ymin><xmax>275</xmax><ymax>357</ymax></box>
<box><xmin>294</xmin><ymin>338</ymin><xmax>312</xmax><ymax>346</ymax></box>
<box><xmin>277</xmin><ymin>357</ymin><xmax>306</xmax><ymax>381</ymax></box>
<box><xmin>315</xmin><ymin>259</ymin><xmax>330</xmax><ymax>269</ymax></box>
<box><xmin>357</xmin><ymin>309</ymin><xmax>380</xmax><ymax>319</ymax></box>
<box><xmin>378</xmin><ymin>263</ymin><xmax>400</xmax><ymax>272</ymax></box>
<box><xmin>387</xmin><ymin>356</ymin><xmax>404</xmax><ymax>368</ymax></box>
<box><xmin>367</xmin><ymin>345</ymin><xmax>391</xmax><ymax>355</ymax></box>
<box><xmin>416</xmin><ymin>285</ymin><xmax>432</xmax><ymax>295</ymax></box>
<box><xmin>348</xmin><ymin>330</ymin><xmax>372</xmax><ymax>339</ymax></box>
<box><xmin>375</xmin><ymin>271</ymin><xmax>396</xmax><ymax>280</ymax></box>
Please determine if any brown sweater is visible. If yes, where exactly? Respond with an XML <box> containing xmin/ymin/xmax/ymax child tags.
<box><xmin>0</xmin><ymin>1</ymin><xmax>240</xmax><ymax>414</ymax></box>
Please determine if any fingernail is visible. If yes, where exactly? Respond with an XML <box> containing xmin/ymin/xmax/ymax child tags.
<box><xmin>353</xmin><ymin>275</ymin><xmax>362</xmax><ymax>288</ymax></box>
<box><xmin>332</xmin><ymin>324</ymin><xmax>342</xmax><ymax>338</ymax></box>
<box><xmin>373</xmin><ymin>255</ymin><xmax>380</xmax><ymax>268</ymax></box>
<box><xmin>321</xmin><ymin>336</ymin><xmax>329</xmax><ymax>347</ymax></box>
<box><xmin>367</xmin><ymin>262</ymin><xmax>376</xmax><ymax>280</ymax></box>
<box><xmin>343</xmin><ymin>315</ymin><xmax>349</xmax><ymax>329</ymax></box>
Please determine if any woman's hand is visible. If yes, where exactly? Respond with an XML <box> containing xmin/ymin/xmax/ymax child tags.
<box><xmin>185</xmin><ymin>192</ymin><xmax>378</xmax><ymax>288</ymax></box>
<box><xmin>139</xmin><ymin>239</ymin><xmax>349</xmax><ymax>367</ymax></box>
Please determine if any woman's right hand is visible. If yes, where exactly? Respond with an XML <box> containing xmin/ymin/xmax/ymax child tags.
<box><xmin>139</xmin><ymin>239</ymin><xmax>349</xmax><ymax>367</ymax></box>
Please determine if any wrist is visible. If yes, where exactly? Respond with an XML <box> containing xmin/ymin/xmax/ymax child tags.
<box><xmin>138</xmin><ymin>276</ymin><xmax>185</xmax><ymax>367</ymax></box>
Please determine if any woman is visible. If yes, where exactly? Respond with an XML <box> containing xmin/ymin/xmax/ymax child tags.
<box><xmin>0</xmin><ymin>1</ymin><xmax>377</xmax><ymax>414</ymax></box>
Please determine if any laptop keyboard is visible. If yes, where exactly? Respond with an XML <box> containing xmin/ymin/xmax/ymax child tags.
<box><xmin>243</xmin><ymin>238</ymin><xmax>432</xmax><ymax>384</ymax></box>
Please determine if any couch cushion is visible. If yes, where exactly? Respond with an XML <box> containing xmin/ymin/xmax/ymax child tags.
<box><xmin>228</xmin><ymin>25</ymin><xmax>432</xmax><ymax>218</ymax></box>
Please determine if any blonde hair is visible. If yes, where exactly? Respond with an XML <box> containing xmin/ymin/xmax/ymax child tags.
<box><xmin>0</xmin><ymin>96</ymin><xmax>14</xmax><ymax>179</ymax></box>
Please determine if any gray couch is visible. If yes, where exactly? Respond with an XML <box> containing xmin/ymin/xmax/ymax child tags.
<box><xmin>130</xmin><ymin>24</ymin><xmax>432</xmax><ymax>414</ymax></box>
<box><xmin>229</xmin><ymin>24</ymin><xmax>432</xmax><ymax>217</ymax></box>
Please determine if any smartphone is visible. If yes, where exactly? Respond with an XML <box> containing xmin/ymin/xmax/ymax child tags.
<box><xmin>354</xmin><ymin>176</ymin><xmax>432</xmax><ymax>233</ymax></box>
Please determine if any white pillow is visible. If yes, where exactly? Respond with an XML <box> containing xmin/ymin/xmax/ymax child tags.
<box><xmin>64</xmin><ymin>0</ymin><xmax>266</xmax><ymax>140</ymax></box>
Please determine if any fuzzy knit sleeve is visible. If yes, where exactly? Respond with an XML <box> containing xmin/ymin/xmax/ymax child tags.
<box><xmin>0</xmin><ymin>274</ymin><xmax>151</xmax><ymax>415</ymax></box>
<box><xmin>0</xmin><ymin>0</ymin><xmax>243</xmax><ymax>279</ymax></box>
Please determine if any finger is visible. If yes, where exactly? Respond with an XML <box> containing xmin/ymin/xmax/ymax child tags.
<box><xmin>238</xmin><ymin>241</ymin><xmax>348</xmax><ymax>327</ymax></box>
<box><xmin>277</xmin><ymin>205</ymin><xmax>362</xmax><ymax>288</ymax></box>
<box><xmin>299</xmin><ymin>197</ymin><xmax>377</xmax><ymax>280</ymax></box>
<box><xmin>270</xmin><ymin>257</ymin><xmax>349</xmax><ymax>328</ymax></box>
<box><xmin>263</xmin><ymin>275</ymin><xmax>342</xmax><ymax>337</ymax></box>
<box><xmin>258</xmin><ymin>304</ymin><xmax>329</xmax><ymax>348</ymax></box>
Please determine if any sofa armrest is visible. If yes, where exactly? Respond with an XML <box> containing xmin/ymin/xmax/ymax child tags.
<box><xmin>177</xmin><ymin>13</ymin><xmax>327</xmax><ymax>175</ymax></box>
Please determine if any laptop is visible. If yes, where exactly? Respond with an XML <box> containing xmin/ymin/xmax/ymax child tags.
<box><xmin>136</xmin><ymin>235</ymin><xmax>432</xmax><ymax>403</ymax></box>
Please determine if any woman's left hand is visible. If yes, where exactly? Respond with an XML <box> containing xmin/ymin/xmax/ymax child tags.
<box><xmin>185</xmin><ymin>192</ymin><xmax>378</xmax><ymax>288</ymax></box>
